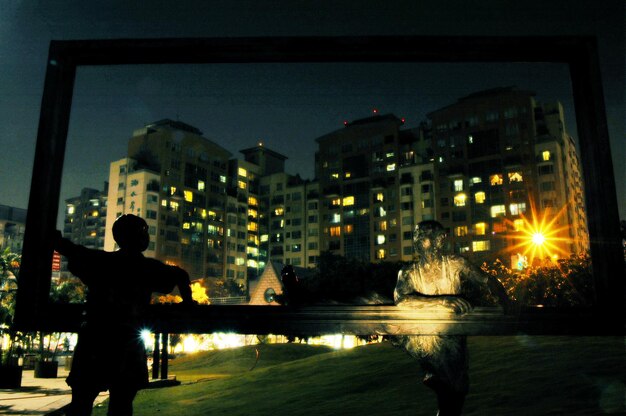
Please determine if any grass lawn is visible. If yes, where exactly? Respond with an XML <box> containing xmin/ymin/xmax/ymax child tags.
<box><xmin>92</xmin><ymin>337</ymin><xmax>625</xmax><ymax>415</ymax></box>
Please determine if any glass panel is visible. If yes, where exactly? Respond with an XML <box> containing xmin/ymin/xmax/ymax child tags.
<box><xmin>47</xmin><ymin>61</ymin><xmax>592</xmax><ymax>310</ymax></box>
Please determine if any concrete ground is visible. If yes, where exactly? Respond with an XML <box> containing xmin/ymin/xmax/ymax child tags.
<box><xmin>0</xmin><ymin>368</ymin><xmax>109</xmax><ymax>415</ymax></box>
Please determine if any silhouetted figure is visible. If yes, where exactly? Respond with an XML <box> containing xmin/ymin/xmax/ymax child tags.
<box><xmin>54</xmin><ymin>214</ymin><xmax>194</xmax><ymax>416</ymax></box>
<box><xmin>280</xmin><ymin>265</ymin><xmax>303</xmax><ymax>306</ymax></box>
<box><xmin>394</xmin><ymin>220</ymin><xmax>508</xmax><ymax>416</ymax></box>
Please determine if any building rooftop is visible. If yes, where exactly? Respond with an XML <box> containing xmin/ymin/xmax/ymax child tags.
<box><xmin>145</xmin><ymin>119</ymin><xmax>203</xmax><ymax>135</ymax></box>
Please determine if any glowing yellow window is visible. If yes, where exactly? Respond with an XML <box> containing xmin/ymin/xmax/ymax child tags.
<box><xmin>474</xmin><ymin>222</ymin><xmax>486</xmax><ymax>235</ymax></box>
<box><xmin>472</xmin><ymin>240</ymin><xmax>490</xmax><ymax>252</ymax></box>
<box><xmin>183</xmin><ymin>222</ymin><xmax>191</xmax><ymax>230</ymax></box>
<box><xmin>197</xmin><ymin>180</ymin><xmax>205</xmax><ymax>191</ymax></box>
<box><xmin>331</xmin><ymin>198</ymin><xmax>341</xmax><ymax>206</ymax></box>
<box><xmin>247</xmin><ymin>222</ymin><xmax>258</xmax><ymax>232</ymax></box>
<box><xmin>92</xmin><ymin>210</ymin><xmax>99</xmax><ymax>217</ymax></box>
<box><xmin>342</xmin><ymin>196</ymin><xmax>355</xmax><ymax>206</ymax></box>
<box><xmin>490</xmin><ymin>205</ymin><xmax>505</xmax><ymax>218</ymax></box>
<box><xmin>513</xmin><ymin>219</ymin><xmax>524</xmax><ymax>231</ymax></box>
<box><xmin>330</xmin><ymin>226</ymin><xmax>341</xmax><ymax>237</ymax></box>
<box><xmin>344</xmin><ymin>224</ymin><xmax>354</xmax><ymax>234</ymax></box>
<box><xmin>274</xmin><ymin>207</ymin><xmax>284</xmax><ymax>216</ymax></box>
<box><xmin>248</xmin><ymin>209</ymin><xmax>257</xmax><ymax>218</ymax></box>
<box><xmin>238</xmin><ymin>180</ymin><xmax>247</xmax><ymax>190</ymax></box>
<box><xmin>170</xmin><ymin>201</ymin><xmax>179</xmax><ymax>211</ymax></box>
<box><xmin>474</xmin><ymin>192</ymin><xmax>486</xmax><ymax>204</ymax></box>
<box><xmin>238</xmin><ymin>167</ymin><xmax>247</xmax><ymax>177</ymax></box>
<box><xmin>184</xmin><ymin>190</ymin><xmax>193</xmax><ymax>202</ymax></box>
<box><xmin>490</xmin><ymin>174</ymin><xmax>503</xmax><ymax>186</ymax></box>
<box><xmin>542</xmin><ymin>151</ymin><xmax>551</xmax><ymax>161</ymax></box>
<box><xmin>453</xmin><ymin>193</ymin><xmax>467</xmax><ymax>207</ymax></box>
<box><xmin>345</xmin><ymin>172</ymin><xmax>352</xmax><ymax>178</ymax></box>
<box><xmin>508</xmin><ymin>172</ymin><xmax>523</xmax><ymax>182</ymax></box>
<box><xmin>376</xmin><ymin>249</ymin><xmax>386</xmax><ymax>259</ymax></box>
<box><xmin>331</xmin><ymin>172</ymin><xmax>339</xmax><ymax>179</ymax></box>
<box><xmin>379</xmin><ymin>220</ymin><xmax>388</xmax><ymax>231</ymax></box>
<box><xmin>248</xmin><ymin>196</ymin><xmax>258</xmax><ymax>206</ymax></box>
<box><xmin>386</xmin><ymin>163</ymin><xmax>396</xmax><ymax>171</ymax></box>
<box><xmin>67</xmin><ymin>205</ymin><xmax>76</xmax><ymax>215</ymax></box>
<box><xmin>375</xmin><ymin>193</ymin><xmax>384</xmax><ymax>202</ymax></box>
<box><xmin>170</xmin><ymin>186</ymin><xmax>177</xmax><ymax>195</ymax></box>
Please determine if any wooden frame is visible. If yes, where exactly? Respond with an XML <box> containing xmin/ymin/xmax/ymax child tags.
<box><xmin>14</xmin><ymin>36</ymin><xmax>624</xmax><ymax>335</ymax></box>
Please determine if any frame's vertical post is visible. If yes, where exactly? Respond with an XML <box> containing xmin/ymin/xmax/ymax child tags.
<box><xmin>569</xmin><ymin>37</ymin><xmax>625</xmax><ymax>329</ymax></box>
<box><xmin>152</xmin><ymin>333</ymin><xmax>160</xmax><ymax>380</ymax></box>
<box><xmin>14</xmin><ymin>41</ymin><xmax>76</xmax><ymax>331</ymax></box>
<box><xmin>161</xmin><ymin>332</ymin><xmax>169</xmax><ymax>380</ymax></box>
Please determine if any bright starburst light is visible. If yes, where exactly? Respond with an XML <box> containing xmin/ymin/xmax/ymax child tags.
<box><xmin>505</xmin><ymin>201</ymin><xmax>572</xmax><ymax>266</ymax></box>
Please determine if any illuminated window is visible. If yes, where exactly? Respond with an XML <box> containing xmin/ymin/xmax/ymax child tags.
<box><xmin>247</xmin><ymin>259</ymin><xmax>258</xmax><ymax>268</ymax></box>
<box><xmin>379</xmin><ymin>220</ymin><xmax>388</xmax><ymax>231</ymax></box>
<box><xmin>375</xmin><ymin>193</ymin><xmax>384</xmax><ymax>202</ymax></box>
<box><xmin>170</xmin><ymin>201</ymin><xmax>179</xmax><ymax>211</ymax></box>
<box><xmin>386</xmin><ymin>152</ymin><xmax>395</xmax><ymax>158</ymax></box>
<box><xmin>170</xmin><ymin>186</ymin><xmax>177</xmax><ymax>195</ymax></box>
<box><xmin>472</xmin><ymin>240</ymin><xmax>491</xmax><ymax>252</ymax></box>
<box><xmin>238</xmin><ymin>180</ymin><xmax>247</xmax><ymax>190</ymax></box>
<box><xmin>342</xmin><ymin>196</ymin><xmax>355</xmax><ymax>206</ymax></box>
<box><xmin>344</xmin><ymin>172</ymin><xmax>352</xmax><ymax>178</ymax></box>
<box><xmin>513</xmin><ymin>219</ymin><xmax>524</xmax><ymax>231</ymax></box>
<box><xmin>344</xmin><ymin>224</ymin><xmax>354</xmax><ymax>234</ymax></box>
<box><xmin>509</xmin><ymin>202</ymin><xmax>527</xmax><ymax>216</ymax></box>
<box><xmin>508</xmin><ymin>172</ymin><xmax>523</xmax><ymax>182</ymax></box>
<box><xmin>235</xmin><ymin>257</ymin><xmax>245</xmax><ymax>266</ymax></box>
<box><xmin>219</xmin><ymin>175</ymin><xmax>227</xmax><ymax>183</ymax></box>
<box><xmin>183</xmin><ymin>222</ymin><xmax>190</xmax><ymax>230</ymax></box>
<box><xmin>490</xmin><ymin>174</ymin><xmax>503</xmax><ymax>186</ymax></box>
<box><xmin>238</xmin><ymin>167</ymin><xmax>247</xmax><ymax>177</ymax></box>
<box><xmin>490</xmin><ymin>205</ymin><xmax>506</xmax><ymax>218</ymax></box>
<box><xmin>184</xmin><ymin>190</ymin><xmax>193</xmax><ymax>202</ymax></box>
<box><xmin>376</xmin><ymin>235</ymin><xmax>386</xmax><ymax>245</ymax></box>
<box><xmin>330</xmin><ymin>213</ymin><xmax>341</xmax><ymax>224</ymax></box>
<box><xmin>161</xmin><ymin>199</ymin><xmax>167</xmax><ymax>207</ymax></box>
<box><xmin>197</xmin><ymin>180</ymin><xmax>205</xmax><ymax>191</ymax></box>
<box><xmin>247</xmin><ymin>222</ymin><xmax>258</xmax><ymax>232</ymax></box>
<box><xmin>67</xmin><ymin>205</ymin><xmax>75</xmax><ymax>215</ymax></box>
<box><xmin>542</xmin><ymin>150</ymin><xmax>551</xmax><ymax>161</ymax></box>
<box><xmin>274</xmin><ymin>207</ymin><xmax>284</xmax><ymax>216</ymax></box>
<box><xmin>376</xmin><ymin>249</ymin><xmax>386</xmax><ymax>260</ymax></box>
<box><xmin>248</xmin><ymin>196</ymin><xmax>258</xmax><ymax>206</ymax></box>
<box><xmin>260</xmin><ymin>234</ymin><xmax>269</xmax><ymax>242</ymax></box>
<box><xmin>474</xmin><ymin>192</ymin><xmax>486</xmax><ymax>204</ymax></box>
<box><xmin>90</xmin><ymin>231</ymin><xmax>97</xmax><ymax>237</ymax></box>
<box><xmin>454</xmin><ymin>226</ymin><xmax>468</xmax><ymax>237</ymax></box>
<box><xmin>91</xmin><ymin>210</ymin><xmax>99</xmax><ymax>217</ymax></box>
<box><xmin>331</xmin><ymin>198</ymin><xmax>341</xmax><ymax>206</ymax></box>
<box><xmin>453</xmin><ymin>179</ymin><xmax>464</xmax><ymax>192</ymax></box>
<box><xmin>470</xmin><ymin>177</ymin><xmax>482</xmax><ymax>184</ymax></box>
<box><xmin>386</xmin><ymin>163</ymin><xmax>396</xmax><ymax>171</ymax></box>
<box><xmin>453</xmin><ymin>193</ymin><xmax>467</xmax><ymax>207</ymax></box>
<box><xmin>467</xmin><ymin>135</ymin><xmax>474</xmax><ymax>144</ymax></box>
<box><xmin>248</xmin><ymin>209</ymin><xmax>257</xmax><ymax>218</ymax></box>
<box><xmin>474</xmin><ymin>222</ymin><xmax>486</xmax><ymax>235</ymax></box>
<box><xmin>330</xmin><ymin>226</ymin><xmax>341</xmax><ymax>237</ymax></box>
<box><xmin>331</xmin><ymin>172</ymin><xmax>340</xmax><ymax>179</ymax></box>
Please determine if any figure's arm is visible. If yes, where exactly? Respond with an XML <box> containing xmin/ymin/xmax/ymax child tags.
<box><xmin>172</xmin><ymin>266</ymin><xmax>194</xmax><ymax>305</ymax></box>
<box><xmin>463</xmin><ymin>261</ymin><xmax>512</xmax><ymax>312</ymax></box>
<box><xmin>53</xmin><ymin>230</ymin><xmax>96</xmax><ymax>284</ymax></box>
<box><xmin>394</xmin><ymin>268</ymin><xmax>472</xmax><ymax>314</ymax></box>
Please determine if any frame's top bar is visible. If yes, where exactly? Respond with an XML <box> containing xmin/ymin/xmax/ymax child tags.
<box><xmin>48</xmin><ymin>35</ymin><xmax>598</xmax><ymax>66</ymax></box>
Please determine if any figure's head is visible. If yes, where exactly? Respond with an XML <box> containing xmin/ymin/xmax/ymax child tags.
<box><xmin>112</xmin><ymin>214</ymin><xmax>149</xmax><ymax>252</ymax></box>
<box><xmin>413</xmin><ymin>220</ymin><xmax>447</xmax><ymax>255</ymax></box>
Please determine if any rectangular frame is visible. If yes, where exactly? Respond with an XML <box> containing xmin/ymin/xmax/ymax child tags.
<box><xmin>14</xmin><ymin>36</ymin><xmax>624</xmax><ymax>335</ymax></box>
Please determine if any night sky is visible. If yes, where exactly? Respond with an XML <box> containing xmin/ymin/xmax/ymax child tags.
<box><xmin>0</xmin><ymin>0</ymin><xmax>623</xmax><ymax>221</ymax></box>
